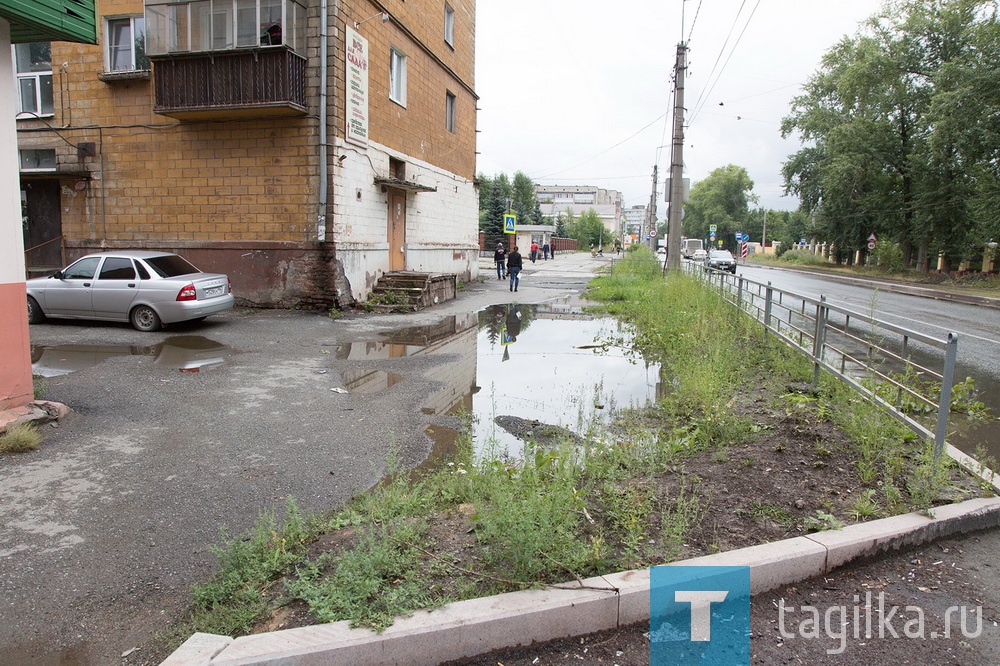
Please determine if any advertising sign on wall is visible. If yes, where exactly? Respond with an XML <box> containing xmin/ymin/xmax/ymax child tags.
<box><xmin>346</xmin><ymin>27</ymin><xmax>369</xmax><ymax>147</ymax></box>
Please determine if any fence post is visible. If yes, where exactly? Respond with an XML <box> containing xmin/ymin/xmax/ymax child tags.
<box><xmin>737</xmin><ymin>275</ymin><xmax>744</xmax><ymax>313</ymax></box>
<box><xmin>933</xmin><ymin>332</ymin><xmax>959</xmax><ymax>460</ymax></box>
<box><xmin>764</xmin><ymin>282</ymin><xmax>773</xmax><ymax>338</ymax></box>
<box><xmin>811</xmin><ymin>295</ymin><xmax>828</xmax><ymax>390</ymax></box>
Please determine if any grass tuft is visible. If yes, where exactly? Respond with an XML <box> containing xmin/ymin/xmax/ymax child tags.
<box><xmin>0</xmin><ymin>423</ymin><xmax>42</xmax><ymax>454</ymax></box>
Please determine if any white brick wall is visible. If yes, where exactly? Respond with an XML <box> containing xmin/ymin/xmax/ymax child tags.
<box><xmin>332</xmin><ymin>138</ymin><xmax>479</xmax><ymax>301</ymax></box>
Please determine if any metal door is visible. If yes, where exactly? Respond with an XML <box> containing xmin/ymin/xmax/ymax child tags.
<box><xmin>21</xmin><ymin>180</ymin><xmax>62</xmax><ymax>270</ymax></box>
<box><xmin>388</xmin><ymin>189</ymin><xmax>406</xmax><ymax>271</ymax></box>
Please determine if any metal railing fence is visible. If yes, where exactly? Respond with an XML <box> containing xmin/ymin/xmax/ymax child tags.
<box><xmin>695</xmin><ymin>264</ymin><xmax>959</xmax><ymax>459</ymax></box>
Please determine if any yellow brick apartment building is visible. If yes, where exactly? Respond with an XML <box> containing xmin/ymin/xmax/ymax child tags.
<box><xmin>16</xmin><ymin>0</ymin><xmax>479</xmax><ymax>307</ymax></box>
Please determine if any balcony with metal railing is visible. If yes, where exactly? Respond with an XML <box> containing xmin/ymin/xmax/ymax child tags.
<box><xmin>151</xmin><ymin>47</ymin><xmax>306</xmax><ymax>120</ymax></box>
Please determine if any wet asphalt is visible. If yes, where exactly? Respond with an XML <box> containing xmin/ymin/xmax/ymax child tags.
<box><xmin>5</xmin><ymin>251</ymin><xmax>997</xmax><ymax>665</ymax></box>
<box><xmin>0</xmin><ymin>251</ymin><xmax>606</xmax><ymax>665</ymax></box>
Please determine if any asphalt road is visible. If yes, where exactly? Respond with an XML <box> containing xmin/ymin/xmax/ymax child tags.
<box><xmin>734</xmin><ymin>263</ymin><xmax>1000</xmax><ymax>388</ymax></box>
<box><xmin>731</xmin><ymin>262</ymin><xmax>1000</xmax><ymax>460</ymax></box>
<box><xmin>0</xmin><ymin>252</ymin><xmax>603</xmax><ymax>666</ymax></box>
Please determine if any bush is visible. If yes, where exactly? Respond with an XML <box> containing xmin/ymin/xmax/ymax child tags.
<box><xmin>779</xmin><ymin>248</ymin><xmax>830</xmax><ymax>266</ymax></box>
<box><xmin>874</xmin><ymin>242</ymin><xmax>905</xmax><ymax>272</ymax></box>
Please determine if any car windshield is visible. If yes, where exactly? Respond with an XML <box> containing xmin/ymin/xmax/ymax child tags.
<box><xmin>709</xmin><ymin>251</ymin><xmax>733</xmax><ymax>259</ymax></box>
<box><xmin>144</xmin><ymin>254</ymin><xmax>200</xmax><ymax>278</ymax></box>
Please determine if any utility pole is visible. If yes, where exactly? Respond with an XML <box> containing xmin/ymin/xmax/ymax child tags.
<box><xmin>647</xmin><ymin>164</ymin><xmax>658</xmax><ymax>249</ymax></box>
<box><xmin>666</xmin><ymin>43</ymin><xmax>688</xmax><ymax>272</ymax></box>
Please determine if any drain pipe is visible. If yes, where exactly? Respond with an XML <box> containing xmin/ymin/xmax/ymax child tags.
<box><xmin>317</xmin><ymin>0</ymin><xmax>329</xmax><ymax>242</ymax></box>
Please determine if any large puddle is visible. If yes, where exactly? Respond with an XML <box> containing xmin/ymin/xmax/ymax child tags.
<box><xmin>336</xmin><ymin>303</ymin><xmax>662</xmax><ymax>459</ymax></box>
<box><xmin>31</xmin><ymin>336</ymin><xmax>231</xmax><ymax>376</ymax></box>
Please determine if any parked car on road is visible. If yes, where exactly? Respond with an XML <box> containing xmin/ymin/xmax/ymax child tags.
<box><xmin>704</xmin><ymin>249</ymin><xmax>737</xmax><ymax>273</ymax></box>
<box><xmin>26</xmin><ymin>251</ymin><xmax>234</xmax><ymax>332</ymax></box>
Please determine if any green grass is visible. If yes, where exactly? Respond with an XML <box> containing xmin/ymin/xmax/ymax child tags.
<box><xmin>164</xmin><ymin>246</ymin><xmax>985</xmax><ymax>649</ymax></box>
<box><xmin>0</xmin><ymin>423</ymin><xmax>42</xmax><ymax>454</ymax></box>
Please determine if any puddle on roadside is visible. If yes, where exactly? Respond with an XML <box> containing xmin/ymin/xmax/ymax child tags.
<box><xmin>339</xmin><ymin>303</ymin><xmax>662</xmax><ymax>460</ymax></box>
<box><xmin>469</xmin><ymin>303</ymin><xmax>662</xmax><ymax>457</ymax></box>
<box><xmin>341</xmin><ymin>369</ymin><xmax>406</xmax><ymax>395</ymax></box>
<box><xmin>30</xmin><ymin>336</ymin><xmax>231</xmax><ymax>376</ymax></box>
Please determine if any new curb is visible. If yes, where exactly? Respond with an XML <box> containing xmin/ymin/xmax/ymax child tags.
<box><xmin>162</xmin><ymin>496</ymin><xmax>1000</xmax><ymax>666</ymax></box>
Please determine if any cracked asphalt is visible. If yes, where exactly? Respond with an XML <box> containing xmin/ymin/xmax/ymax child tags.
<box><xmin>0</xmin><ymin>252</ymin><xmax>603</xmax><ymax>665</ymax></box>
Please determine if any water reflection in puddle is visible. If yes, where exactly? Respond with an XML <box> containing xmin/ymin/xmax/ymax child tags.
<box><xmin>31</xmin><ymin>336</ymin><xmax>231</xmax><ymax>376</ymax></box>
<box><xmin>341</xmin><ymin>369</ymin><xmax>406</xmax><ymax>395</ymax></box>
<box><xmin>472</xmin><ymin>303</ymin><xmax>661</xmax><ymax>457</ymax></box>
<box><xmin>337</xmin><ymin>304</ymin><xmax>661</xmax><ymax>460</ymax></box>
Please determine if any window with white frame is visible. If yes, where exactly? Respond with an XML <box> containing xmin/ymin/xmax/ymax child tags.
<box><xmin>445</xmin><ymin>91</ymin><xmax>456</xmax><ymax>133</ymax></box>
<box><xmin>444</xmin><ymin>3</ymin><xmax>455</xmax><ymax>47</ymax></box>
<box><xmin>390</xmin><ymin>47</ymin><xmax>407</xmax><ymax>106</ymax></box>
<box><xmin>19</xmin><ymin>149</ymin><xmax>56</xmax><ymax>171</ymax></box>
<box><xmin>14</xmin><ymin>43</ymin><xmax>53</xmax><ymax>117</ymax></box>
<box><xmin>106</xmin><ymin>17</ymin><xmax>150</xmax><ymax>72</ymax></box>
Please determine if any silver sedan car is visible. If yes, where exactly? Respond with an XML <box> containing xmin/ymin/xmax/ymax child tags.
<box><xmin>26</xmin><ymin>251</ymin><xmax>234</xmax><ymax>332</ymax></box>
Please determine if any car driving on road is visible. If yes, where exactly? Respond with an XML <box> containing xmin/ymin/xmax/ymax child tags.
<box><xmin>26</xmin><ymin>251</ymin><xmax>234</xmax><ymax>331</ymax></box>
<box><xmin>704</xmin><ymin>249</ymin><xmax>737</xmax><ymax>273</ymax></box>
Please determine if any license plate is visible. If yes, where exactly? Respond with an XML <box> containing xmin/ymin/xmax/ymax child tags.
<box><xmin>204</xmin><ymin>286</ymin><xmax>224</xmax><ymax>298</ymax></box>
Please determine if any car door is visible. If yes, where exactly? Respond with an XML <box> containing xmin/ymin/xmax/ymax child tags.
<box><xmin>91</xmin><ymin>256</ymin><xmax>140</xmax><ymax>320</ymax></box>
<box><xmin>43</xmin><ymin>256</ymin><xmax>100</xmax><ymax>316</ymax></box>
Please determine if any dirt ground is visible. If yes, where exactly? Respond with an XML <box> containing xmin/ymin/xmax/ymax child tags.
<box><xmin>237</xmin><ymin>373</ymin><xmax>989</xmax><ymax>664</ymax></box>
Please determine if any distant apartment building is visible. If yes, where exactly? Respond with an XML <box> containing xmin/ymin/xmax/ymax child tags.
<box><xmin>15</xmin><ymin>0</ymin><xmax>479</xmax><ymax>308</ymax></box>
<box><xmin>622</xmin><ymin>204</ymin><xmax>646</xmax><ymax>239</ymax></box>
<box><xmin>535</xmin><ymin>184</ymin><xmax>622</xmax><ymax>234</ymax></box>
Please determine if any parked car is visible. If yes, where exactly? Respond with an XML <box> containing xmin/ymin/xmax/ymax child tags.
<box><xmin>692</xmin><ymin>249</ymin><xmax>708</xmax><ymax>262</ymax></box>
<box><xmin>704</xmin><ymin>249</ymin><xmax>737</xmax><ymax>273</ymax></box>
<box><xmin>26</xmin><ymin>251</ymin><xmax>234</xmax><ymax>332</ymax></box>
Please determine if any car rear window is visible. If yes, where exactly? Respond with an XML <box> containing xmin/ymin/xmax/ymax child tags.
<box><xmin>144</xmin><ymin>255</ymin><xmax>200</xmax><ymax>278</ymax></box>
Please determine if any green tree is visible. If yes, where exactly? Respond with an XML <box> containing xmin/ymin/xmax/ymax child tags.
<box><xmin>478</xmin><ymin>173</ymin><xmax>513</xmax><ymax>235</ymax></box>
<box><xmin>554</xmin><ymin>213</ymin><xmax>569</xmax><ymax>238</ymax></box>
<box><xmin>567</xmin><ymin>209</ymin><xmax>605</xmax><ymax>248</ymax></box>
<box><xmin>782</xmin><ymin>0</ymin><xmax>998</xmax><ymax>270</ymax></box>
<box><xmin>682</xmin><ymin>165</ymin><xmax>757</xmax><ymax>250</ymax></box>
<box><xmin>511</xmin><ymin>171</ymin><xmax>537</xmax><ymax>224</ymax></box>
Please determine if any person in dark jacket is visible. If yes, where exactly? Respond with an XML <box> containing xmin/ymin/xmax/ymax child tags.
<box><xmin>507</xmin><ymin>246</ymin><xmax>523</xmax><ymax>292</ymax></box>
<box><xmin>493</xmin><ymin>242</ymin><xmax>506</xmax><ymax>279</ymax></box>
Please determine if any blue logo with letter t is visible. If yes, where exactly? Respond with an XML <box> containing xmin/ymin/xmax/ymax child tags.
<box><xmin>650</xmin><ymin>565</ymin><xmax>750</xmax><ymax>665</ymax></box>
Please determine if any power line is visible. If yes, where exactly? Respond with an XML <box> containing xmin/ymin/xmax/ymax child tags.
<box><xmin>689</xmin><ymin>0</ymin><xmax>764</xmax><ymax>127</ymax></box>
<box><xmin>686</xmin><ymin>0</ymin><xmax>706</xmax><ymax>44</ymax></box>
<box><xmin>532</xmin><ymin>111</ymin><xmax>668</xmax><ymax>180</ymax></box>
<box><xmin>687</xmin><ymin>0</ymin><xmax>748</xmax><ymax>119</ymax></box>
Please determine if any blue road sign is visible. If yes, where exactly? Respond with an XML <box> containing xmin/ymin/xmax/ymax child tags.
<box><xmin>504</xmin><ymin>213</ymin><xmax>517</xmax><ymax>234</ymax></box>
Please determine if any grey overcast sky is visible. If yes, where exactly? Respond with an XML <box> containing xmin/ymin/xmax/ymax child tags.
<box><xmin>474</xmin><ymin>0</ymin><xmax>883</xmax><ymax>214</ymax></box>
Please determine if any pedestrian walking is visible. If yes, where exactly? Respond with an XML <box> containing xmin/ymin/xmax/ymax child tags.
<box><xmin>530</xmin><ymin>241</ymin><xmax>539</xmax><ymax>263</ymax></box>
<box><xmin>590</xmin><ymin>243</ymin><xmax>596</xmax><ymax>257</ymax></box>
<box><xmin>493</xmin><ymin>242</ymin><xmax>506</xmax><ymax>280</ymax></box>
<box><xmin>507</xmin><ymin>245</ymin><xmax>523</xmax><ymax>292</ymax></box>
<box><xmin>543</xmin><ymin>243</ymin><xmax>550</xmax><ymax>260</ymax></box>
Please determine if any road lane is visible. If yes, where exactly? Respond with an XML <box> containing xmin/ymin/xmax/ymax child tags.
<box><xmin>730</xmin><ymin>263</ymin><xmax>1000</xmax><ymax>459</ymax></box>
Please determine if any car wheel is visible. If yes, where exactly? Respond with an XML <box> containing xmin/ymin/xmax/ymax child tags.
<box><xmin>130</xmin><ymin>305</ymin><xmax>162</xmax><ymax>332</ymax></box>
<box><xmin>27</xmin><ymin>296</ymin><xmax>45</xmax><ymax>324</ymax></box>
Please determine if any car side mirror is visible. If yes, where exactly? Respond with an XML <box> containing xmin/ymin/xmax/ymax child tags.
<box><xmin>51</xmin><ymin>270</ymin><xmax>63</xmax><ymax>279</ymax></box>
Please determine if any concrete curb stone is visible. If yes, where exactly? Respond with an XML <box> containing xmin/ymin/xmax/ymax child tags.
<box><xmin>164</xmin><ymin>496</ymin><xmax>1000</xmax><ymax>665</ymax></box>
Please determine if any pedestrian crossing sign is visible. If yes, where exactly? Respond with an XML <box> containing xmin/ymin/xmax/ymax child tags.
<box><xmin>504</xmin><ymin>213</ymin><xmax>517</xmax><ymax>234</ymax></box>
